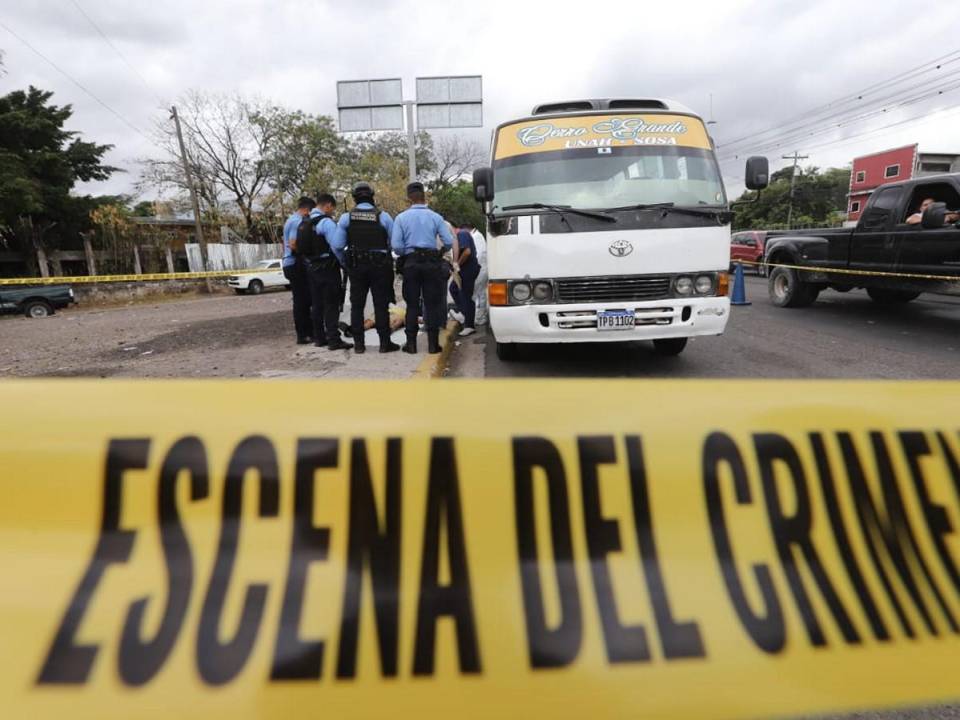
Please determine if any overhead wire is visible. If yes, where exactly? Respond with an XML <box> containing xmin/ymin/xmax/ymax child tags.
<box><xmin>716</xmin><ymin>48</ymin><xmax>960</xmax><ymax>152</ymax></box>
<box><xmin>0</xmin><ymin>18</ymin><xmax>157</xmax><ymax>145</ymax></box>
<box><xmin>66</xmin><ymin>0</ymin><xmax>167</xmax><ymax>108</ymax></box>
<box><xmin>719</xmin><ymin>102</ymin><xmax>960</xmax><ymax>185</ymax></box>
<box><xmin>718</xmin><ymin>74</ymin><xmax>960</xmax><ymax>161</ymax></box>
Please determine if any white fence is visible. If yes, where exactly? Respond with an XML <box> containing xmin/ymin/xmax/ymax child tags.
<box><xmin>185</xmin><ymin>243</ymin><xmax>283</xmax><ymax>272</ymax></box>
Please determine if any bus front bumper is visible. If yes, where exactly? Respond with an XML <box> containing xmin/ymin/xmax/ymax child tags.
<box><xmin>489</xmin><ymin>296</ymin><xmax>730</xmax><ymax>344</ymax></box>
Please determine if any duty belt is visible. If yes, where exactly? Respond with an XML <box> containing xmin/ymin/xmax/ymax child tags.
<box><xmin>347</xmin><ymin>248</ymin><xmax>391</xmax><ymax>267</ymax></box>
<box><xmin>411</xmin><ymin>248</ymin><xmax>442</xmax><ymax>261</ymax></box>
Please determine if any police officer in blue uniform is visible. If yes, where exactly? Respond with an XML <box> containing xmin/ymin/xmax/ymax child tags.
<box><xmin>332</xmin><ymin>183</ymin><xmax>399</xmax><ymax>354</ymax></box>
<box><xmin>391</xmin><ymin>182</ymin><xmax>454</xmax><ymax>354</ymax></box>
<box><xmin>282</xmin><ymin>196</ymin><xmax>314</xmax><ymax>344</ymax></box>
<box><xmin>301</xmin><ymin>193</ymin><xmax>352</xmax><ymax>351</ymax></box>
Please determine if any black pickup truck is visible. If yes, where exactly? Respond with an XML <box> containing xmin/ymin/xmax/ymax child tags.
<box><xmin>762</xmin><ymin>173</ymin><xmax>960</xmax><ymax>307</ymax></box>
<box><xmin>0</xmin><ymin>284</ymin><xmax>75</xmax><ymax>318</ymax></box>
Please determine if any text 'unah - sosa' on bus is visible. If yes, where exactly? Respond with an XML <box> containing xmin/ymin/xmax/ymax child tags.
<box><xmin>472</xmin><ymin>98</ymin><xmax>769</xmax><ymax>361</ymax></box>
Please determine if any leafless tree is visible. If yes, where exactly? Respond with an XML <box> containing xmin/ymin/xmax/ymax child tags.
<box><xmin>138</xmin><ymin>91</ymin><xmax>282</xmax><ymax>235</ymax></box>
<box><xmin>430</xmin><ymin>135</ymin><xmax>485</xmax><ymax>188</ymax></box>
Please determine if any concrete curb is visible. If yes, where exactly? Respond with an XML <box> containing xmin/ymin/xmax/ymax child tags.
<box><xmin>412</xmin><ymin>318</ymin><xmax>460</xmax><ymax>379</ymax></box>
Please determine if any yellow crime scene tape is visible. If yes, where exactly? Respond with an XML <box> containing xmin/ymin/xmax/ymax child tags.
<box><xmin>0</xmin><ymin>268</ymin><xmax>264</xmax><ymax>286</ymax></box>
<box><xmin>2</xmin><ymin>380</ymin><xmax>960</xmax><ymax>719</ymax></box>
<box><xmin>737</xmin><ymin>259</ymin><xmax>960</xmax><ymax>283</ymax></box>
<box><xmin>3</xmin><ymin>261</ymin><xmax>957</xmax><ymax>288</ymax></box>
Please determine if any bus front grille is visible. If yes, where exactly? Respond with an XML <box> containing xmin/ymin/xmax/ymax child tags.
<box><xmin>554</xmin><ymin>275</ymin><xmax>672</xmax><ymax>303</ymax></box>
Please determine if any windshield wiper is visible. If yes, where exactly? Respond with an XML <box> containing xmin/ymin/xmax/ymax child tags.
<box><xmin>497</xmin><ymin>203</ymin><xmax>617</xmax><ymax>223</ymax></box>
<box><xmin>602</xmin><ymin>202</ymin><xmax>732</xmax><ymax>220</ymax></box>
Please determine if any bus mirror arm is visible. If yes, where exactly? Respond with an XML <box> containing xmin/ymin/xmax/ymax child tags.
<box><xmin>731</xmin><ymin>191</ymin><xmax>763</xmax><ymax>207</ymax></box>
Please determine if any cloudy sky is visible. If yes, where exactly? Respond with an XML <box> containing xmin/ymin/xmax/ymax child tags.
<box><xmin>3</xmin><ymin>0</ymin><xmax>960</xmax><ymax>199</ymax></box>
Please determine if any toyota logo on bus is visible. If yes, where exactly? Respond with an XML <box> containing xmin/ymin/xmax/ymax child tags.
<box><xmin>608</xmin><ymin>239</ymin><xmax>634</xmax><ymax>257</ymax></box>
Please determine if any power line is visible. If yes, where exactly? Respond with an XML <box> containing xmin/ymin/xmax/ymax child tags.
<box><xmin>719</xmin><ymin>100</ymin><xmax>960</xmax><ymax>177</ymax></box>
<box><xmin>793</xmin><ymin>102</ymin><xmax>960</xmax><ymax>154</ymax></box>
<box><xmin>718</xmin><ymin>75</ymin><xmax>960</xmax><ymax>161</ymax></box>
<box><xmin>0</xmin><ymin>18</ymin><xmax>156</xmax><ymax>145</ymax></box>
<box><xmin>717</xmin><ymin>67</ymin><xmax>960</xmax><ymax>160</ymax></box>
<box><xmin>717</xmin><ymin>48</ymin><xmax>960</xmax><ymax>152</ymax></box>
<box><xmin>66</xmin><ymin>0</ymin><xmax>166</xmax><ymax>106</ymax></box>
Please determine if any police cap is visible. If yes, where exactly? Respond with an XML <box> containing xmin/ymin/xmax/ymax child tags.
<box><xmin>351</xmin><ymin>182</ymin><xmax>375</xmax><ymax>202</ymax></box>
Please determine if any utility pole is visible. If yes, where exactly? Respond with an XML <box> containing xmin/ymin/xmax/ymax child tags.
<box><xmin>782</xmin><ymin>151</ymin><xmax>809</xmax><ymax>229</ymax></box>
<box><xmin>171</xmin><ymin>106</ymin><xmax>212</xmax><ymax>292</ymax></box>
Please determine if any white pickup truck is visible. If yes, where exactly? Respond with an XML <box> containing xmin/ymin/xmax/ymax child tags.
<box><xmin>227</xmin><ymin>259</ymin><xmax>288</xmax><ymax>295</ymax></box>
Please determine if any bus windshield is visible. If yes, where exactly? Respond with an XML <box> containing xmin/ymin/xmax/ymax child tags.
<box><xmin>491</xmin><ymin>114</ymin><xmax>725</xmax><ymax>212</ymax></box>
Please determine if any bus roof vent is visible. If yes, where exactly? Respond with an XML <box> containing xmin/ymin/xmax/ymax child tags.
<box><xmin>608</xmin><ymin>99</ymin><xmax>668</xmax><ymax>110</ymax></box>
<box><xmin>531</xmin><ymin>101</ymin><xmax>595</xmax><ymax>115</ymax></box>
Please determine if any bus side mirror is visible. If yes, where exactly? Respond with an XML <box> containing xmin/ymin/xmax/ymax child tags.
<box><xmin>921</xmin><ymin>202</ymin><xmax>947</xmax><ymax>229</ymax></box>
<box><xmin>473</xmin><ymin>166</ymin><xmax>495</xmax><ymax>202</ymax></box>
<box><xmin>745</xmin><ymin>156</ymin><xmax>769</xmax><ymax>190</ymax></box>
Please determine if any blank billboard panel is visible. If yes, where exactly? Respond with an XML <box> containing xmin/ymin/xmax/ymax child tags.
<box><xmin>416</xmin><ymin>77</ymin><xmax>450</xmax><ymax>104</ymax></box>
<box><xmin>417</xmin><ymin>104</ymin><xmax>449</xmax><ymax>129</ymax></box>
<box><xmin>337</xmin><ymin>78</ymin><xmax>402</xmax><ymax>108</ymax></box>
<box><xmin>370</xmin><ymin>105</ymin><xmax>404</xmax><ymax>131</ymax></box>
<box><xmin>337</xmin><ymin>81</ymin><xmax>371</xmax><ymax>108</ymax></box>
<box><xmin>339</xmin><ymin>107</ymin><xmax>372</xmax><ymax>132</ymax></box>
<box><xmin>369</xmin><ymin>79</ymin><xmax>403</xmax><ymax>106</ymax></box>
<box><xmin>449</xmin><ymin>76</ymin><xmax>482</xmax><ymax>103</ymax></box>
<box><xmin>449</xmin><ymin>103</ymin><xmax>483</xmax><ymax>127</ymax></box>
<box><xmin>339</xmin><ymin>106</ymin><xmax>404</xmax><ymax>132</ymax></box>
<box><xmin>418</xmin><ymin>102</ymin><xmax>483</xmax><ymax>129</ymax></box>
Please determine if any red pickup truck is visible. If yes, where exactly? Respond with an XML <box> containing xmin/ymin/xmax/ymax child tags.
<box><xmin>729</xmin><ymin>230</ymin><xmax>768</xmax><ymax>276</ymax></box>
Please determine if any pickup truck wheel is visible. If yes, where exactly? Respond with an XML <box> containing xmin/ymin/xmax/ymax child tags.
<box><xmin>769</xmin><ymin>266</ymin><xmax>819</xmax><ymax>308</ymax></box>
<box><xmin>247</xmin><ymin>279</ymin><xmax>264</xmax><ymax>295</ymax></box>
<box><xmin>866</xmin><ymin>288</ymin><xmax>921</xmax><ymax>304</ymax></box>
<box><xmin>653</xmin><ymin>338</ymin><xmax>688</xmax><ymax>356</ymax></box>
<box><xmin>23</xmin><ymin>300</ymin><xmax>54</xmax><ymax>318</ymax></box>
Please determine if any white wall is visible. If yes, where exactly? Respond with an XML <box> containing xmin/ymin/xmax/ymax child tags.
<box><xmin>185</xmin><ymin>243</ymin><xmax>283</xmax><ymax>272</ymax></box>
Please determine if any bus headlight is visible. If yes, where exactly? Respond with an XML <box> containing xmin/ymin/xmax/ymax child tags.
<box><xmin>674</xmin><ymin>276</ymin><xmax>693</xmax><ymax>296</ymax></box>
<box><xmin>511</xmin><ymin>282</ymin><xmax>532</xmax><ymax>303</ymax></box>
<box><xmin>695</xmin><ymin>274</ymin><xmax>714</xmax><ymax>294</ymax></box>
<box><xmin>532</xmin><ymin>281</ymin><xmax>553</xmax><ymax>302</ymax></box>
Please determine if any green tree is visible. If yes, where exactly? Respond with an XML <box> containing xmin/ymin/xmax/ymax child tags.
<box><xmin>430</xmin><ymin>180</ymin><xmax>485</xmax><ymax>230</ymax></box>
<box><xmin>732</xmin><ymin>165</ymin><xmax>851</xmax><ymax>230</ymax></box>
<box><xmin>260</xmin><ymin>110</ymin><xmax>350</xmax><ymax>205</ymax></box>
<box><xmin>130</xmin><ymin>200</ymin><xmax>157</xmax><ymax>217</ymax></box>
<box><xmin>0</xmin><ymin>86</ymin><xmax>118</xmax><ymax>260</ymax></box>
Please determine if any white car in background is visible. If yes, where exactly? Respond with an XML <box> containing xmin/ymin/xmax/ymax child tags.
<box><xmin>228</xmin><ymin>259</ymin><xmax>289</xmax><ymax>295</ymax></box>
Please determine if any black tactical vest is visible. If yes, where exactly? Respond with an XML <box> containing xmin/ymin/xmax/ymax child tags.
<box><xmin>346</xmin><ymin>208</ymin><xmax>389</xmax><ymax>252</ymax></box>
<box><xmin>299</xmin><ymin>213</ymin><xmax>334</xmax><ymax>260</ymax></box>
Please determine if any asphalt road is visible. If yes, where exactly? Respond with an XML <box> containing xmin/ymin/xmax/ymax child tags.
<box><xmin>447</xmin><ymin>275</ymin><xmax>960</xmax><ymax>719</ymax></box>
<box><xmin>449</xmin><ymin>275</ymin><xmax>960</xmax><ymax>379</ymax></box>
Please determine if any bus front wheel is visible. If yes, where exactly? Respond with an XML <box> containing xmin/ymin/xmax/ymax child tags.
<box><xmin>495</xmin><ymin>341</ymin><xmax>520</xmax><ymax>362</ymax></box>
<box><xmin>653</xmin><ymin>338</ymin><xmax>688</xmax><ymax>356</ymax></box>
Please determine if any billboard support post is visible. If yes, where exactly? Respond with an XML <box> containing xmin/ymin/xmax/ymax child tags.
<box><xmin>336</xmin><ymin>75</ymin><xmax>483</xmax><ymax>186</ymax></box>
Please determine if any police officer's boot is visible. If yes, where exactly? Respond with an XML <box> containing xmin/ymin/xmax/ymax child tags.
<box><xmin>402</xmin><ymin>335</ymin><xmax>417</xmax><ymax>354</ymax></box>
<box><xmin>380</xmin><ymin>337</ymin><xmax>400</xmax><ymax>353</ymax></box>
<box><xmin>427</xmin><ymin>330</ymin><xmax>442</xmax><ymax>354</ymax></box>
<box><xmin>354</xmin><ymin>335</ymin><xmax>366</xmax><ymax>354</ymax></box>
